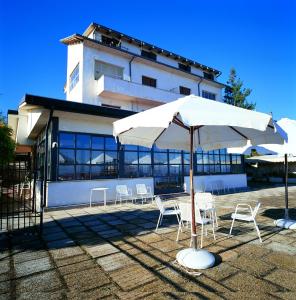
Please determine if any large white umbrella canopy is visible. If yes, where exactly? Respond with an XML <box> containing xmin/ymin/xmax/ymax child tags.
<box><xmin>113</xmin><ymin>95</ymin><xmax>286</xmax><ymax>269</ymax></box>
<box><xmin>114</xmin><ymin>95</ymin><xmax>285</xmax><ymax>151</ymax></box>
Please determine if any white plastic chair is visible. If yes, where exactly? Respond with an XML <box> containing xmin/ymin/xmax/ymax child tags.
<box><xmin>195</xmin><ymin>192</ymin><xmax>218</xmax><ymax>228</ymax></box>
<box><xmin>155</xmin><ymin>196</ymin><xmax>180</xmax><ymax>231</ymax></box>
<box><xmin>176</xmin><ymin>202</ymin><xmax>216</xmax><ymax>248</ymax></box>
<box><xmin>115</xmin><ymin>185</ymin><xmax>133</xmax><ymax>204</ymax></box>
<box><xmin>136</xmin><ymin>184</ymin><xmax>153</xmax><ymax>204</ymax></box>
<box><xmin>229</xmin><ymin>201</ymin><xmax>262</xmax><ymax>242</ymax></box>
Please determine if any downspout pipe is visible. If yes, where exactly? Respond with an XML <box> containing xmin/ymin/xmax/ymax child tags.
<box><xmin>129</xmin><ymin>56</ymin><xmax>136</xmax><ymax>81</ymax></box>
<box><xmin>42</xmin><ymin>108</ymin><xmax>53</xmax><ymax>210</ymax></box>
<box><xmin>197</xmin><ymin>78</ymin><xmax>203</xmax><ymax>96</ymax></box>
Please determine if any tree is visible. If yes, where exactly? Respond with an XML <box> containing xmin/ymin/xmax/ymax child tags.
<box><xmin>224</xmin><ymin>68</ymin><xmax>256</xmax><ymax>110</ymax></box>
<box><xmin>0</xmin><ymin>112</ymin><xmax>15</xmax><ymax>163</ymax></box>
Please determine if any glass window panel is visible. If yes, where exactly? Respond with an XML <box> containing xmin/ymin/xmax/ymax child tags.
<box><xmin>76</xmin><ymin>134</ymin><xmax>90</xmax><ymax>149</ymax></box>
<box><xmin>124</xmin><ymin>165</ymin><xmax>138</xmax><ymax>177</ymax></box>
<box><xmin>214</xmin><ymin>150</ymin><xmax>220</xmax><ymax>154</ymax></box>
<box><xmin>220</xmin><ymin>155</ymin><xmax>226</xmax><ymax>164</ymax></box>
<box><xmin>208</xmin><ymin>155</ymin><xmax>215</xmax><ymax>164</ymax></box>
<box><xmin>92</xmin><ymin>136</ymin><xmax>104</xmax><ymax>149</ymax></box>
<box><xmin>105</xmin><ymin>137</ymin><xmax>117</xmax><ymax>150</ymax></box>
<box><xmin>60</xmin><ymin>133</ymin><xmax>75</xmax><ymax>148</ymax></box>
<box><xmin>139</xmin><ymin>152</ymin><xmax>151</xmax><ymax>164</ymax></box>
<box><xmin>154</xmin><ymin>152</ymin><xmax>168</xmax><ymax>164</ymax></box>
<box><xmin>214</xmin><ymin>155</ymin><xmax>220</xmax><ymax>164</ymax></box>
<box><xmin>196</xmin><ymin>154</ymin><xmax>203</xmax><ymax>164</ymax></box>
<box><xmin>154</xmin><ymin>165</ymin><xmax>169</xmax><ymax>176</ymax></box>
<box><xmin>91</xmin><ymin>165</ymin><xmax>105</xmax><ymax>179</ymax></box>
<box><xmin>59</xmin><ymin>149</ymin><xmax>75</xmax><ymax>164</ymax></box>
<box><xmin>203</xmin><ymin>154</ymin><xmax>209</xmax><ymax>164</ymax></box>
<box><xmin>169</xmin><ymin>149</ymin><xmax>181</xmax><ymax>153</ymax></box>
<box><xmin>139</xmin><ymin>165</ymin><xmax>152</xmax><ymax>177</ymax></box>
<box><xmin>204</xmin><ymin>165</ymin><xmax>210</xmax><ymax>174</ymax></box>
<box><xmin>104</xmin><ymin>163</ymin><xmax>118</xmax><ymax>177</ymax></box>
<box><xmin>236</xmin><ymin>156</ymin><xmax>242</xmax><ymax>164</ymax></box>
<box><xmin>76</xmin><ymin>150</ymin><xmax>90</xmax><ymax>164</ymax></box>
<box><xmin>169</xmin><ymin>164</ymin><xmax>182</xmax><ymax>176</ymax></box>
<box><xmin>125</xmin><ymin>144</ymin><xmax>138</xmax><ymax>151</ymax></box>
<box><xmin>76</xmin><ymin>165</ymin><xmax>90</xmax><ymax>180</ymax></box>
<box><xmin>215</xmin><ymin>165</ymin><xmax>221</xmax><ymax>173</ymax></box>
<box><xmin>209</xmin><ymin>165</ymin><xmax>215</xmax><ymax>173</ymax></box>
<box><xmin>225</xmin><ymin>155</ymin><xmax>231</xmax><ymax>164</ymax></box>
<box><xmin>91</xmin><ymin>151</ymin><xmax>104</xmax><ymax>164</ymax></box>
<box><xmin>221</xmin><ymin>165</ymin><xmax>231</xmax><ymax>173</ymax></box>
<box><xmin>58</xmin><ymin>165</ymin><xmax>75</xmax><ymax>180</ymax></box>
<box><xmin>197</xmin><ymin>165</ymin><xmax>204</xmax><ymax>173</ymax></box>
<box><xmin>125</xmin><ymin>152</ymin><xmax>138</xmax><ymax>164</ymax></box>
<box><xmin>105</xmin><ymin>151</ymin><xmax>118</xmax><ymax>164</ymax></box>
<box><xmin>183</xmin><ymin>165</ymin><xmax>190</xmax><ymax>175</ymax></box>
<box><xmin>139</xmin><ymin>146</ymin><xmax>150</xmax><ymax>151</ymax></box>
<box><xmin>183</xmin><ymin>153</ymin><xmax>190</xmax><ymax>164</ymax></box>
<box><xmin>220</xmin><ymin>148</ymin><xmax>227</xmax><ymax>154</ymax></box>
<box><xmin>169</xmin><ymin>153</ymin><xmax>182</xmax><ymax>164</ymax></box>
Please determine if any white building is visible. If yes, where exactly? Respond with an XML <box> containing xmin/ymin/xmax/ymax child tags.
<box><xmin>8</xmin><ymin>22</ymin><xmax>247</xmax><ymax>207</ymax></box>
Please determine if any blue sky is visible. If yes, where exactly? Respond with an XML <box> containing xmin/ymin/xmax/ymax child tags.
<box><xmin>0</xmin><ymin>0</ymin><xmax>295</xmax><ymax>121</ymax></box>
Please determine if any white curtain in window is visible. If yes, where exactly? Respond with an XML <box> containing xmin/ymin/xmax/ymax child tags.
<box><xmin>95</xmin><ymin>61</ymin><xmax>123</xmax><ymax>80</ymax></box>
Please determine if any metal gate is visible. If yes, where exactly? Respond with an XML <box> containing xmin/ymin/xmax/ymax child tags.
<box><xmin>0</xmin><ymin>154</ymin><xmax>42</xmax><ymax>233</ymax></box>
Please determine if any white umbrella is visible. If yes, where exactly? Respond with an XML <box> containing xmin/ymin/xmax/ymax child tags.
<box><xmin>229</xmin><ymin>118</ymin><xmax>296</xmax><ymax>229</ymax></box>
<box><xmin>113</xmin><ymin>95</ymin><xmax>286</xmax><ymax>270</ymax></box>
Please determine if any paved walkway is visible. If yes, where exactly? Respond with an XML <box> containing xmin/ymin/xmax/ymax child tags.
<box><xmin>1</xmin><ymin>186</ymin><xmax>296</xmax><ymax>299</ymax></box>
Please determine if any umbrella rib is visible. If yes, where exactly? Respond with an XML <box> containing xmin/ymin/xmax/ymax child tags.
<box><xmin>229</xmin><ymin>126</ymin><xmax>249</xmax><ymax>140</ymax></box>
<box><xmin>172</xmin><ymin>116</ymin><xmax>190</xmax><ymax>131</ymax></box>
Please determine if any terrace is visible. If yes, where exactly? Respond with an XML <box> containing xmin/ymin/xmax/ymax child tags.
<box><xmin>1</xmin><ymin>185</ymin><xmax>296</xmax><ymax>299</ymax></box>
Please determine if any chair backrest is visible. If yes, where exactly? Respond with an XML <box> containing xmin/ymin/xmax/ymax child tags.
<box><xmin>136</xmin><ymin>184</ymin><xmax>147</xmax><ymax>194</ymax></box>
<box><xmin>116</xmin><ymin>185</ymin><xmax>128</xmax><ymax>195</ymax></box>
<box><xmin>195</xmin><ymin>192</ymin><xmax>215</xmax><ymax>210</ymax></box>
<box><xmin>178</xmin><ymin>202</ymin><xmax>191</xmax><ymax>223</ymax></box>
<box><xmin>155</xmin><ymin>196</ymin><xmax>165</xmax><ymax>213</ymax></box>
<box><xmin>252</xmin><ymin>201</ymin><xmax>261</xmax><ymax>218</ymax></box>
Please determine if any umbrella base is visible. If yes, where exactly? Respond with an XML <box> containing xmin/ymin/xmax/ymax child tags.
<box><xmin>275</xmin><ymin>218</ymin><xmax>296</xmax><ymax>229</ymax></box>
<box><xmin>176</xmin><ymin>248</ymin><xmax>215</xmax><ymax>270</ymax></box>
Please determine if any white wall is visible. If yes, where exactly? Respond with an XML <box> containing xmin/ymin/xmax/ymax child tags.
<box><xmin>66</xmin><ymin>43</ymin><xmax>84</xmax><ymax>102</ymax></box>
<box><xmin>47</xmin><ymin>177</ymin><xmax>154</xmax><ymax>207</ymax></box>
<box><xmin>184</xmin><ymin>174</ymin><xmax>247</xmax><ymax>192</ymax></box>
<box><xmin>66</xmin><ymin>42</ymin><xmax>223</xmax><ymax>107</ymax></box>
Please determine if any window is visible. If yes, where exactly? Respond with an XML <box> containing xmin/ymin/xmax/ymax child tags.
<box><xmin>95</xmin><ymin>61</ymin><xmax>123</xmax><ymax>80</ymax></box>
<box><xmin>202</xmin><ymin>90</ymin><xmax>216</xmax><ymax>100</ymax></box>
<box><xmin>123</xmin><ymin>145</ymin><xmax>152</xmax><ymax>177</ymax></box>
<box><xmin>101</xmin><ymin>104</ymin><xmax>121</xmax><ymax>109</ymax></box>
<box><xmin>141</xmin><ymin>50</ymin><xmax>157</xmax><ymax>61</ymax></box>
<box><xmin>178</xmin><ymin>63</ymin><xmax>191</xmax><ymax>72</ymax></box>
<box><xmin>58</xmin><ymin>132</ymin><xmax>119</xmax><ymax>180</ymax></box>
<box><xmin>203</xmin><ymin>72</ymin><xmax>214</xmax><ymax>80</ymax></box>
<box><xmin>69</xmin><ymin>63</ymin><xmax>79</xmax><ymax>91</ymax></box>
<box><xmin>101</xmin><ymin>35</ymin><xmax>120</xmax><ymax>47</ymax></box>
<box><xmin>142</xmin><ymin>76</ymin><xmax>157</xmax><ymax>88</ymax></box>
<box><xmin>179</xmin><ymin>86</ymin><xmax>191</xmax><ymax>95</ymax></box>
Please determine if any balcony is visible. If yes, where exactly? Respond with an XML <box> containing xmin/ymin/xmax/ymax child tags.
<box><xmin>97</xmin><ymin>75</ymin><xmax>181</xmax><ymax>105</ymax></box>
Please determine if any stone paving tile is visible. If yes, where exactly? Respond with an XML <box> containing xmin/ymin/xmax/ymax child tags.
<box><xmin>0</xmin><ymin>281</ymin><xmax>10</xmax><ymax>295</ymax></box>
<box><xmin>98</xmin><ymin>229</ymin><xmax>123</xmax><ymax>239</ymax></box>
<box><xmin>265</xmin><ymin>241</ymin><xmax>296</xmax><ymax>255</ymax></box>
<box><xmin>109</xmin><ymin>264</ymin><xmax>155</xmax><ymax>291</ymax></box>
<box><xmin>136</xmin><ymin>232</ymin><xmax>163</xmax><ymax>244</ymax></box>
<box><xmin>222</xmin><ymin>272</ymin><xmax>281</xmax><ymax>293</ymax></box>
<box><xmin>47</xmin><ymin>238</ymin><xmax>75</xmax><ymax>249</ymax></box>
<box><xmin>14</xmin><ymin>256</ymin><xmax>53</xmax><ymax>278</ymax></box>
<box><xmin>15</xmin><ymin>270</ymin><xmax>63</xmax><ymax>294</ymax></box>
<box><xmin>84</xmin><ymin>242</ymin><xmax>120</xmax><ymax>258</ymax></box>
<box><xmin>58</xmin><ymin>259</ymin><xmax>96</xmax><ymax>275</ymax></box>
<box><xmin>54</xmin><ymin>253</ymin><xmax>91</xmax><ymax>267</ymax></box>
<box><xmin>63</xmin><ymin>267</ymin><xmax>110</xmax><ymax>292</ymax></box>
<box><xmin>263</xmin><ymin>252</ymin><xmax>296</xmax><ymax>271</ymax></box>
<box><xmin>96</xmin><ymin>252</ymin><xmax>136</xmax><ymax>272</ymax></box>
<box><xmin>265</xmin><ymin>269</ymin><xmax>296</xmax><ymax>291</ymax></box>
<box><xmin>228</xmin><ymin>254</ymin><xmax>275</xmax><ymax>277</ymax></box>
<box><xmin>203</xmin><ymin>263</ymin><xmax>240</xmax><ymax>281</ymax></box>
<box><xmin>150</xmin><ymin>239</ymin><xmax>183</xmax><ymax>253</ymax></box>
<box><xmin>49</xmin><ymin>246</ymin><xmax>84</xmax><ymax>260</ymax></box>
<box><xmin>42</xmin><ymin>231</ymin><xmax>69</xmax><ymax>242</ymax></box>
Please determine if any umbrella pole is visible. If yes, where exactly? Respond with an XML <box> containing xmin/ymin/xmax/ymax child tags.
<box><xmin>190</xmin><ymin>127</ymin><xmax>198</xmax><ymax>249</ymax></box>
<box><xmin>284</xmin><ymin>153</ymin><xmax>289</xmax><ymax>219</ymax></box>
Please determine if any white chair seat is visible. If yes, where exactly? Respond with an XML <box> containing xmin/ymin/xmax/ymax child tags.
<box><xmin>231</xmin><ymin>213</ymin><xmax>253</xmax><ymax>222</ymax></box>
<box><xmin>164</xmin><ymin>209</ymin><xmax>180</xmax><ymax>216</ymax></box>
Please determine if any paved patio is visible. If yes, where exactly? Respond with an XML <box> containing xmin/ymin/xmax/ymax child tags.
<box><xmin>1</xmin><ymin>185</ymin><xmax>296</xmax><ymax>299</ymax></box>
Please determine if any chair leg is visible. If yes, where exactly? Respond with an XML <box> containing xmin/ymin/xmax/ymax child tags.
<box><xmin>212</xmin><ymin>221</ymin><xmax>216</xmax><ymax>240</ymax></box>
<box><xmin>200</xmin><ymin>224</ymin><xmax>204</xmax><ymax>248</ymax></box>
<box><xmin>229</xmin><ymin>217</ymin><xmax>236</xmax><ymax>236</ymax></box>
<box><xmin>155</xmin><ymin>213</ymin><xmax>162</xmax><ymax>231</ymax></box>
<box><xmin>176</xmin><ymin>223</ymin><xmax>182</xmax><ymax>241</ymax></box>
<box><xmin>253</xmin><ymin>219</ymin><xmax>262</xmax><ymax>243</ymax></box>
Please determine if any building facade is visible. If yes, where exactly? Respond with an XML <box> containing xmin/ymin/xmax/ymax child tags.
<box><xmin>8</xmin><ymin>23</ymin><xmax>246</xmax><ymax>207</ymax></box>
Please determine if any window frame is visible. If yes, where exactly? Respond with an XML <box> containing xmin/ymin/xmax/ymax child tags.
<box><xmin>178</xmin><ymin>63</ymin><xmax>191</xmax><ymax>73</ymax></box>
<box><xmin>179</xmin><ymin>86</ymin><xmax>191</xmax><ymax>95</ymax></box>
<box><xmin>142</xmin><ymin>75</ymin><xmax>157</xmax><ymax>88</ymax></box>
<box><xmin>69</xmin><ymin>63</ymin><xmax>79</xmax><ymax>91</ymax></box>
<box><xmin>202</xmin><ymin>90</ymin><xmax>216</xmax><ymax>100</ymax></box>
<box><xmin>141</xmin><ymin>49</ymin><xmax>157</xmax><ymax>61</ymax></box>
